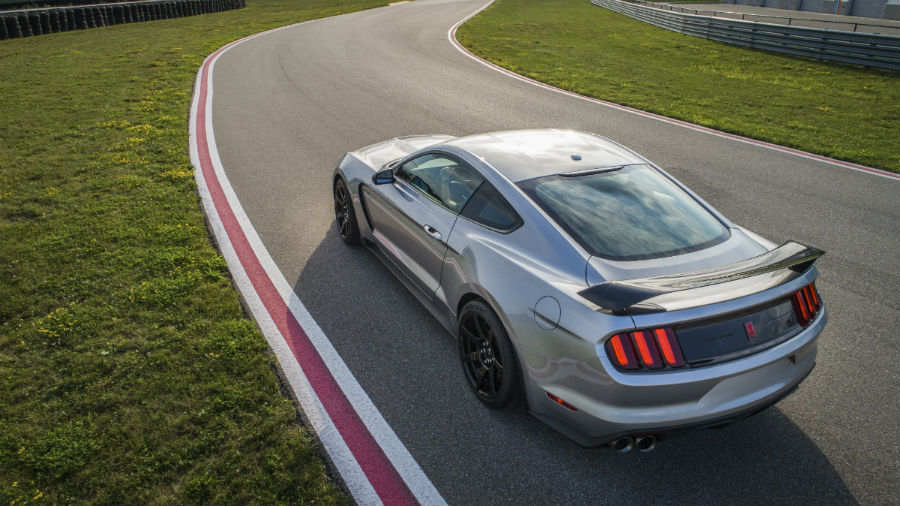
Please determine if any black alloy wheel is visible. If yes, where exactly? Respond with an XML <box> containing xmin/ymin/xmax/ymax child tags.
<box><xmin>333</xmin><ymin>178</ymin><xmax>360</xmax><ymax>245</ymax></box>
<box><xmin>458</xmin><ymin>300</ymin><xmax>521</xmax><ymax>409</ymax></box>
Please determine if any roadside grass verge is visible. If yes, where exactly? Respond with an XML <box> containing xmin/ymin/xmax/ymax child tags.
<box><xmin>0</xmin><ymin>0</ymin><xmax>386</xmax><ymax>504</ymax></box>
<box><xmin>456</xmin><ymin>0</ymin><xmax>900</xmax><ymax>172</ymax></box>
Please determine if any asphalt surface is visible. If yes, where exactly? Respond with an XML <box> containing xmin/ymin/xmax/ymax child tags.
<box><xmin>210</xmin><ymin>0</ymin><xmax>900</xmax><ymax>504</ymax></box>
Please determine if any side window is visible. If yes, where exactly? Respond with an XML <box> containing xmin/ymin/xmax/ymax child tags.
<box><xmin>459</xmin><ymin>182</ymin><xmax>522</xmax><ymax>232</ymax></box>
<box><xmin>397</xmin><ymin>153</ymin><xmax>483</xmax><ymax>213</ymax></box>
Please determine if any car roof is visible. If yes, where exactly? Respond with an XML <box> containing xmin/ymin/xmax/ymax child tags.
<box><xmin>442</xmin><ymin>129</ymin><xmax>646</xmax><ymax>183</ymax></box>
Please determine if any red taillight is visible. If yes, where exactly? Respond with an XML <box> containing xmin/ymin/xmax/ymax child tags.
<box><xmin>791</xmin><ymin>283</ymin><xmax>822</xmax><ymax>327</ymax></box>
<box><xmin>605</xmin><ymin>327</ymin><xmax>685</xmax><ymax>371</ymax></box>
<box><xmin>654</xmin><ymin>328</ymin><xmax>686</xmax><ymax>368</ymax></box>
<box><xmin>806</xmin><ymin>284</ymin><xmax>821</xmax><ymax>311</ymax></box>
<box><xmin>631</xmin><ymin>330</ymin><xmax>663</xmax><ymax>369</ymax></box>
<box><xmin>605</xmin><ymin>333</ymin><xmax>639</xmax><ymax>370</ymax></box>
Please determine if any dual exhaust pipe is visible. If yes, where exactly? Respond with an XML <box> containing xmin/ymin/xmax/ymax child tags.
<box><xmin>609</xmin><ymin>435</ymin><xmax>656</xmax><ymax>453</ymax></box>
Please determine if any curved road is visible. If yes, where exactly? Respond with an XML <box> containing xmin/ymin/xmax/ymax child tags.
<box><xmin>209</xmin><ymin>1</ymin><xmax>899</xmax><ymax>504</ymax></box>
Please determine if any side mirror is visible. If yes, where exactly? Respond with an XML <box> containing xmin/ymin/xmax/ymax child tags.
<box><xmin>372</xmin><ymin>168</ymin><xmax>395</xmax><ymax>185</ymax></box>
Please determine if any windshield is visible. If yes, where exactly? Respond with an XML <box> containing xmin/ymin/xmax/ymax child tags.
<box><xmin>518</xmin><ymin>165</ymin><xmax>730</xmax><ymax>260</ymax></box>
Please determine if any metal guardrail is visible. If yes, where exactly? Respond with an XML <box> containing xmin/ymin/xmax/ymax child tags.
<box><xmin>0</xmin><ymin>0</ymin><xmax>246</xmax><ymax>40</ymax></box>
<box><xmin>651</xmin><ymin>3</ymin><xmax>899</xmax><ymax>34</ymax></box>
<box><xmin>591</xmin><ymin>0</ymin><xmax>900</xmax><ymax>70</ymax></box>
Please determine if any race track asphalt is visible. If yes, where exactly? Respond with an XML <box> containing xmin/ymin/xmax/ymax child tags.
<box><xmin>209</xmin><ymin>0</ymin><xmax>900</xmax><ymax>503</ymax></box>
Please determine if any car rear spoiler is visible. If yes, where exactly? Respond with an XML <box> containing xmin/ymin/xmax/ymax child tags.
<box><xmin>579</xmin><ymin>241</ymin><xmax>824</xmax><ymax>315</ymax></box>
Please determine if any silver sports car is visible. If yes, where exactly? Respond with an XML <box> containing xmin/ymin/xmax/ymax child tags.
<box><xmin>332</xmin><ymin>129</ymin><xmax>825</xmax><ymax>451</ymax></box>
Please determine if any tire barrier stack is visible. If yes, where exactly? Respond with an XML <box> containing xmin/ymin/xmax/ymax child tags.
<box><xmin>1</xmin><ymin>0</ymin><xmax>246</xmax><ymax>40</ymax></box>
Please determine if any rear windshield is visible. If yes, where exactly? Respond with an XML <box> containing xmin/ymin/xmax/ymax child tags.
<box><xmin>518</xmin><ymin>165</ymin><xmax>730</xmax><ymax>260</ymax></box>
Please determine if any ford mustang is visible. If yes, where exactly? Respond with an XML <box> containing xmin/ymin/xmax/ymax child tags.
<box><xmin>332</xmin><ymin>129</ymin><xmax>825</xmax><ymax>451</ymax></box>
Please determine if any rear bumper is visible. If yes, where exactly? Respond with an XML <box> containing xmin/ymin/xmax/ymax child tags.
<box><xmin>524</xmin><ymin>308</ymin><xmax>824</xmax><ymax>447</ymax></box>
<box><xmin>534</xmin><ymin>358</ymin><xmax>814</xmax><ymax>447</ymax></box>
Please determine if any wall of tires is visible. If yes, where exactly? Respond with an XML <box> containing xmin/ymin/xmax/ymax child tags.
<box><xmin>1</xmin><ymin>0</ymin><xmax>246</xmax><ymax>40</ymax></box>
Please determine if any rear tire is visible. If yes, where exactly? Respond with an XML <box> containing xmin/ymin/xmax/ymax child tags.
<box><xmin>458</xmin><ymin>300</ymin><xmax>521</xmax><ymax>409</ymax></box>
<box><xmin>333</xmin><ymin>178</ymin><xmax>360</xmax><ymax>246</ymax></box>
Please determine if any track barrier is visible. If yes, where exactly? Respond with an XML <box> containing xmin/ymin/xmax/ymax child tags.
<box><xmin>592</xmin><ymin>0</ymin><xmax>900</xmax><ymax>70</ymax></box>
<box><xmin>1</xmin><ymin>0</ymin><xmax>246</xmax><ymax>40</ymax></box>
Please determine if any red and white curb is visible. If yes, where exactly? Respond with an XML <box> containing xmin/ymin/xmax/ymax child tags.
<box><xmin>449</xmin><ymin>0</ymin><xmax>900</xmax><ymax>182</ymax></box>
<box><xmin>188</xmin><ymin>17</ymin><xmax>446</xmax><ymax>506</ymax></box>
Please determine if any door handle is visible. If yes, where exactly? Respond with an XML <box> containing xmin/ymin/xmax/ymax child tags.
<box><xmin>423</xmin><ymin>224</ymin><xmax>442</xmax><ymax>242</ymax></box>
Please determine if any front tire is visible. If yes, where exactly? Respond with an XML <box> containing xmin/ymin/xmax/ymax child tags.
<box><xmin>333</xmin><ymin>178</ymin><xmax>360</xmax><ymax>246</ymax></box>
<box><xmin>458</xmin><ymin>300</ymin><xmax>521</xmax><ymax>409</ymax></box>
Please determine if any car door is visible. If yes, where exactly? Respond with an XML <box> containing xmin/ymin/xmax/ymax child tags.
<box><xmin>363</xmin><ymin>152</ymin><xmax>483</xmax><ymax>298</ymax></box>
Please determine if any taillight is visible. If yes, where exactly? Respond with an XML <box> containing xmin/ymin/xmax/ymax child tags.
<box><xmin>605</xmin><ymin>333</ymin><xmax>638</xmax><ymax>370</ymax></box>
<box><xmin>605</xmin><ymin>327</ymin><xmax>685</xmax><ymax>371</ymax></box>
<box><xmin>791</xmin><ymin>282</ymin><xmax>822</xmax><ymax>327</ymax></box>
<box><xmin>654</xmin><ymin>328</ymin><xmax>685</xmax><ymax>367</ymax></box>
<box><xmin>631</xmin><ymin>330</ymin><xmax>663</xmax><ymax>369</ymax></box>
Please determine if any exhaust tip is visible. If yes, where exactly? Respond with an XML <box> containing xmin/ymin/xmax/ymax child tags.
<box><xmin>635</xmin><ymin>435</ymin><xmax>656</xmax><ymax>452</ymax></box>
<box><xmin>610</xmin><ymin>437</ymin><xmax>634</xmax><ymax>453</ymax></box>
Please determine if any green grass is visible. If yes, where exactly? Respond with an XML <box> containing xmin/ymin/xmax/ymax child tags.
<box><xmin>457</xmin><ymin>0</ymin><xmax>900</xmax><ymax>172</ymax></box>
<box><xmin>0</xmin><ymin>0</ymin><xmax>386</xmax><ymax>504</ymax></box>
